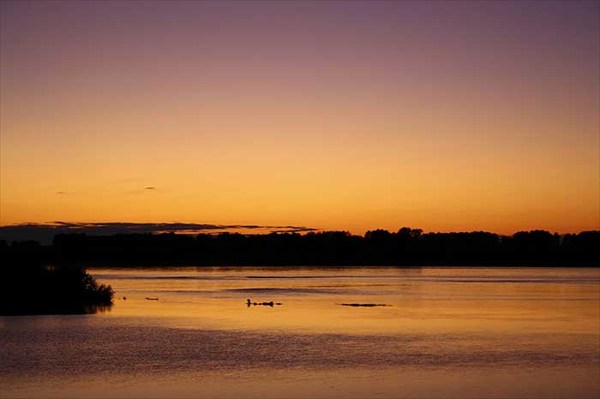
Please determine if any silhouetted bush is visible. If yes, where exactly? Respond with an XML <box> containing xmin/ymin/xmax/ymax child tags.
<box><xmin>0</xmin><ymin>245</ymin><xmax>113</xmax><ymax>315</ymax></box>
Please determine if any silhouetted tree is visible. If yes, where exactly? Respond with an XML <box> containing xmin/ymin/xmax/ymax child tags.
<box><xmin>4</xmin><ymin>228</ymin><xmax>598</xmax><ymax>268</ymax></box>
<box><xmin>0</xmin><ymin>242</ymin><xmax>113</xmax><ymax>315</ymax></box>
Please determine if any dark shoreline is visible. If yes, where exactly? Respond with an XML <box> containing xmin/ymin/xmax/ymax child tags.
<box><xmin>1</xmin><ymin>228</ymin><xmax>597</xmax><ymax>316</ymax></box>
<box><xmin>0</xmin><ymin>263</ymin><xmax>114</xmax><ymax>316</ymax></box>
<box><xmin>2</xmin><ymin>229</ymin><xmax>598</xmax><ymax>268</ymax></box>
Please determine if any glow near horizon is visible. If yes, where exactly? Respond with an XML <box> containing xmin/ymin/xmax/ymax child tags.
<box><xmin>1</xmin><ymin>1</ymin><xmax>598</xmax><ymax>234</ymax></box>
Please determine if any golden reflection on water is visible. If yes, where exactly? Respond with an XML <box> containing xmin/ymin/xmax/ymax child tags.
<box><xmin>3</xmin><ymin>365</ymin><xmax>599</xmax><ymax>399</ymax></box>
<box><xmin>95</xmin><ymin>267</ymin><xmax>600</xmax><ymax>336</ymax></box>
<box><xmin>1</xmin><ymin>267</ymin><xmax>598</xmax><ymax>399</ymax></box>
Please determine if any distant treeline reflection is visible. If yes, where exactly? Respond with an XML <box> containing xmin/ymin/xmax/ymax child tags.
<box><xmin>2</xmin><ymin>228</ymin><xmax>598</xmax><ymax>267</ymax></box>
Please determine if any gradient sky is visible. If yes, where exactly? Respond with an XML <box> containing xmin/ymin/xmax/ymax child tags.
<box><xmin>1</xmin><ymin>0</ymin><xmax>599</xmax><ymax>234</ymax></box>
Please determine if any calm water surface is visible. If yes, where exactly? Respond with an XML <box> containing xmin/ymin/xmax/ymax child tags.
<box><xmin>1</xmin><ymin>267</ymin><xmax>599</xmax><ymax>398</ymax></box>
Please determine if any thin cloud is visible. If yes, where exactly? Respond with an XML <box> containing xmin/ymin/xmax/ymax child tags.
<box><xmin>0</xmin><ymin>222</ymin><xmax>318</xmax><ymax>244</ymax></box>
<box><xmin>127</xmin><ymin>187</ymin><xmax>159</xmax><ymax>194</ymax></box>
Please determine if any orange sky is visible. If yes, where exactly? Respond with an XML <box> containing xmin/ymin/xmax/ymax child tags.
<box><xmin>1</xmin><ymin>1</ymin><xmax>598</xmax><ymax>235</ymax></box>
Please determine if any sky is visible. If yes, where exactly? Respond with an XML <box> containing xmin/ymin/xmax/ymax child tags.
<box><xmin>1</xmin><ymin>0</ymin><xmax>599</xmax><ymax>235</ymax></box>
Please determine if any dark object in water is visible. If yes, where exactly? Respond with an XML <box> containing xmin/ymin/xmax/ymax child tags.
<box><xmin>145</xmin><ymin>297</ymin><xmax>159</xmax><ymax>301</ymax></box>
<box><xmin>340</xmin><ymin>303</ymin><xmax>389</xmax><ymax>307</ymax></box>
<box><xmin>0</xmin><ymin>260</ymin><xmax>114</xmax><ymax>316</ymax></box>
<box><xmin>246</xmin><ymin>298</ymin><xmax>282</xmax><ymax>307</ymax></box>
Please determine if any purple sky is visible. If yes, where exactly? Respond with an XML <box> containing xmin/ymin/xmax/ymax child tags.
<box><xmin>1</xmin><ymin>1</ymin><xmax>598</xmax><ymax>234</ymax></box>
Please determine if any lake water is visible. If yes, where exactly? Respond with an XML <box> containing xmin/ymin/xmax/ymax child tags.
<box><xmin>1</xmin><ymin>267</ymin><xmax>599</xmax><ymax>398</ymax></box>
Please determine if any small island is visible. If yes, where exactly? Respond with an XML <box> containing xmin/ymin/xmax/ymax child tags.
<box><xmin>0</xmin><ymin>250</ymin><xmax>113</xmax><ymax>315</ymax></box>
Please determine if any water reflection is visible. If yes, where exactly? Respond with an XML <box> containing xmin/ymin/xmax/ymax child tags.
<box><xmin>91</xmin><ymin>267</ymin><xmax>599</xmax><ymax>335</ymax></box>
<box><xmin>15</xmin><ymin>303</ymin><xmax>114</xmax><ymax>315</ymax></box>
<box><xmin>86</xmin><ymin>304</ymin><xmax>112</xmax><ymax>314</ymax></box>
<box><xmin>0</xmin><ymin>267</ymin><xmax>598</xmax><ymax>399</ymax></box>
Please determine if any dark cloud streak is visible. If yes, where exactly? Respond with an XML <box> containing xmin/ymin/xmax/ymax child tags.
<box><xmin>0</xmin><ymin>222</ymin><xmax>317</xmax><ymax>244</ymax></box>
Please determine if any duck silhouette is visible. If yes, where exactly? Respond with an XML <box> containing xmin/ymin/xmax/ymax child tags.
<box><xmin>246</xmin><ymin>298</ymin><xmax>282</xmax><ymax>307</ymax></box>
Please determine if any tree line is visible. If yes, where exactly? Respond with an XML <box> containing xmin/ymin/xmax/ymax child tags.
<box><xmin>2</xmin><ymin>228</ymin><xmax>597</xmax><ymax>266</ymax></box>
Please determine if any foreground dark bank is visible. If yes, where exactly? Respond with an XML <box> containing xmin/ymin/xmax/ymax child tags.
<box><xmin>1</xmin><ymin>228</ymin><xmax>598</xmax><ymax>267</ymax></box>
<box><xmin>0</xmin><ymin>257</ymin><xmax>113</xmax><ymax>316</ymax></box>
